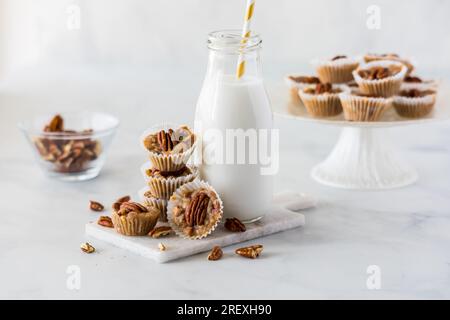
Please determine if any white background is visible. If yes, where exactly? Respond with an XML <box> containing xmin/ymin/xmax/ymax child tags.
<box><xmin>1</xmin><ymin>0</ymin><xmax>450</xmax><ymax>77</ymax></box>
<box><xmin>1</xmin><ymin>0</ymin><xmax>450</xmax><ymax>299</ymax></box>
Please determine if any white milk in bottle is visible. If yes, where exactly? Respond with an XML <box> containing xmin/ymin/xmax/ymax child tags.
<box><xmin>195</xmin><ymin>30</ymin><xmax>274</xmax><ymax>222</ymax></box>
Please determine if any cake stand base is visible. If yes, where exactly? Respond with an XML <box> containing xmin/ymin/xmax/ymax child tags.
<box><xmin>311</xmin><ymin>127</ymin><xmax>418</xmax><ymax>190</ymax></box>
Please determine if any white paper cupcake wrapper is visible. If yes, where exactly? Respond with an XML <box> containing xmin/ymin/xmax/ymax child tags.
<box><xmin>142</xmin><ymin>164</ymin><xmax>199</xmax><ymax>200</ymax></box>
<box><xmin>298</xmin><ymin>84</ymin><xmax>350</xmax><ymax>117</ymax></box>
<box><xmin>312</xmin><ymin>57</ymin><xmax>360</xmax><ymax>84</ymax></box>
<box><xmin>339</xmin><ymin>92</ymin><xmax>392</xmax><ymax>122</ymax></box>
<box><xmin>393</xmin><ymin>93</ymin><xmax>436</xmax><ymax>118</ymax></box>
<box><xmin>111</xmin><ymin>209</ymin><xmax>159</xmax><ymax>236</ymax></box>
<box><xmin>167</xmin><ymin>180</ymin><xmax>223</xmax><ymax>240</ymax></box>
<box><xmin>353</xmin><ymin>60</ymin><xmax>407</xmax><ymax>97</ymax></box>
<box><xmin>140</xmin><ymin>123</ymin><xmax>197</xmax><ymax>172</ymax></box>
<box><xmin>401</xmin><ymin>80</ymin><xmax>439</xmax><ymax>91</ymax></box>
<box><xmin>138</xmin><ymin>188</ymin><xmax>169</xmax><ymax>222</ymax></box>
<box><xmin>285</xmin><ymin>75</ymin><xmax>320</xmax><ymax>106</ymax></box>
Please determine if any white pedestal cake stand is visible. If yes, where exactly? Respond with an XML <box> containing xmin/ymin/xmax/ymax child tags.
<box><xmin>270</xmin><ymin>84</ymin><xmax>449</xmax><ymax>190</ymax></box>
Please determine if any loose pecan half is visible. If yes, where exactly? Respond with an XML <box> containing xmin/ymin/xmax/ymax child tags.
<box><xmin>89</xmin><ymin>200</ymin><xmax>104</xmax><ymax>212</ymax></box>
<box><xmin>149</xmin><ymin>226</ymin><xmax>173</xmax><ymax>238</ymax></box>
<box><xmin>208</xmin><ymin>246</ymin><xmax>223</xmax><ymax>261</ymax></box>
<box><xmin>97</xmin><ymin>216</ymin><xmax>113</xmax><ymax>228</ymax></box>
<box><xmin>224</xmin><ymin>218</ymin><xmax>246</xmax><ymax>232</ymax></box>
<box><xmin>235</xmin><ymin>244</ymin><xmax>263</xmax><ymax>259</ymax></box>
<box><xmin>80</xmin><ymin>242</ymin><xmax>95</xmax><ymax>254</ymax></box>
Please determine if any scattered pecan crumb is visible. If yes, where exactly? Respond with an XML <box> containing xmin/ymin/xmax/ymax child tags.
<box><xmin>89</xmin><ymin>200</ymin><xmax>104</xmax><ymax>212</ymax></box>
<box><xmin>235</xmin><ymin>245</ymin><xmax>263</xmax><ymax>259</ymax></box>
<box><xmin>97</xmin><ymin>216</ymin><xmax>113</xmax><ymax>228</ymax></box>
<box><xmin>149</xmin><ymin>226</ymin><xmax>172</xmax><ymax>238</ymax></box>
<box><xmin>158</xmin><ymin>242</ymin><xmax>166</xmax><ymax>251</ymax></box>
<box><xmin>80</xmin><ymin>242</ymin><xmax>95</xmax><ymax>254</ymax></box>
<box><xmin>207</xmin><ymin>246</ymin><xmax>223</xmax><ymax>261</ymax></box>
<box><xmin>224</xmin><ymin>218</ymin><xmax>246</xmax><ymax>232</ymax></box>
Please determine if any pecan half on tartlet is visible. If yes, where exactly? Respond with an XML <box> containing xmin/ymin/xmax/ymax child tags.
<box><xmin>298</xmin><ymin>83</ymin><xmax>350</xmax><ymax>118</ymax></box>
<box><xmin>141</xmin><ymin>164</ymin><xmax>198</xmax><ymax>201</ymax></box>
<box><xmin>167</xmin><ymin>180</ymin><xmax>223</xmax><ymax>240</ymax></box>
<box><xmin>313</xmin><ymin>55</ymin><xmax>360</xmax><ymax>84</ymax></box>
<box><xmin>363</xmin><ymin>53</ymin><xmax>414</xmax><ymax>75</ymax></box>
<box><xmin>393</xmin><ymin>89</ymin><xmax>437</xmax><ymax>118</ymax></box>
<box><xmin>284</xmin><ymin>75</ymin><xmax>321</xmax><ymax>104</ymax></box>
<box><xmin>141</xmin><ymin>125</ymin><xmax>196</xmax><ymax>172</ymax></box>
<box><xmin>353</xmin><ymin>60</ymin><xmax>407</xmax><ymax>98</ymax></box>
<box><xmin>339</xmin><ymin>90</ymin><xmax>392</xmax><ymax>122</ymax></box>
<box><xmin>112</xmin><ymin>201</ymin><xmax>160</xmax><ymax>236</ymax></box>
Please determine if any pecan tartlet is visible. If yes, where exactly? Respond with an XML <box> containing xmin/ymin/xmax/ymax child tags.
<box><xmin>112</xmin><ymin>201</ymin><xmax>160</xmax><ymax>236</ymax></box>
<box><xmin>353</xmin><ymin>60</ymin><xmax>407</xmax><ymax>97</ymax></box>
<box><xmin>284</xmin><ymin>75</ymin><xmax>321</xmax><ymax>104</ymax></box>
<box><xmin>141</xmin><ymin>163</ymin><xmax>198</xmax><ymax>202</ymax></box>
<box><xmin>141</xmin><ymin>125</ymin><xmax>196</xmax><ymax>172</ymax></box>
<box><xmin>339</xmin><ymin>90</ymin><xmax>392</xmax><ymax>122</ymax></box>
<box><xmin>298</xmin><ymin>83</ymin><xmax>350</xmax><ymax>117</ymax></box>
<box><xmin>167</xmin><ymin>180</ymin><xmax>223</xmax><ymax>240</ymax></box>
<box><xmin>313</xmin><ymin>55</ymin><xmax>360</xmax><ymax>84</ymax></box>
<box><xmin>401</xmin><ymin>75</ymin><xmax>438</xmax><ymax>91</ymax></box>
<box><xmin>364</xmin><ymin>53</ymin><xmax>414</xmax><ymax>75</ymax></box>
<box><xmin>393</xmin><ymin>89</ymin><xmax>437</xmax><ymax>118</ymax></box>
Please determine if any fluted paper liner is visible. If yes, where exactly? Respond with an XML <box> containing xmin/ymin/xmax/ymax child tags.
<box><xmin>313</xmin><ymin>57</ymin><xmax>360</xmax><ymax>84</ymax></box>
<box><xmin>167</xmin><ymin>180</ymin><xmax>223</xmax><ymax>240</ymax></box>
<box><xmin>112</xmin><ymin>207</ymin><xmax>160</xmax><ymax>236</ymax></box>
<box><xmin>339</xmin><ymin>92</ymin><xmax>392</xmax><ymax>122</ymax></box>
<box><xmin>141</xmin><ymin>163</ymin><xmax>199</xmax><ymax>200</ymax></box>
<box><xmin>298</xmin><ymin>84</ymin><xmax>350</xmax><ymax>117</ymax></box>
<box><xmin>140</xmin><ymin>124</ymin><xmax>197</xmax><ymax>172</ymax></box>
<box><xmin>285</xmin><ymin>75</ymin><xmax>317</xmax><ymax>105</ymax></box>
<box><xmin>393</xmin><ymin>93</ymin><xmax>436</xmax><ymax>118</ymax></box>
<box><xmin>353</xmin><ymin>60</ymin><xmax>407</xmax><ymax>98</ymax></box>
<box><xmin>138</xmin><ymin>187</ymin><xmax>169</xmax><ymax>222</ymax></box>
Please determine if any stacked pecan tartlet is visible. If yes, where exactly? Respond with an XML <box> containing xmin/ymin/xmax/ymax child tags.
<box><xmin>287</xmin><ymin>53</ymin><xmax>439</xmax><ymax>121</ymax></box>
<box><xmin>140</xmin><ymin>125</ymin><xmax>199</xmax><ymax>222</ymax></box>
<box><xmin>139</xmin><ymin>125</ymin><xmax>223</xmax><ymax>239</ymax></box>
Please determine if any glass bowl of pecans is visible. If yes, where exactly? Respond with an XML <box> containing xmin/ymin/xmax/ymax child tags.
<box><xmin>19</xmin><ymin>112</ymin><xmax>119</xmax><ymax>181</ymax></box>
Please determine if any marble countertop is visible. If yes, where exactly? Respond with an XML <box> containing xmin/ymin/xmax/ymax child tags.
<box><xmin>1</xmin><ymin>67</ymin><xmax>449</xmax><ymax>299</ymax></box>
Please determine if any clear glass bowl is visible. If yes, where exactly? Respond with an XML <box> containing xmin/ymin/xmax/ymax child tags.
<box><xmin>19</xmin><ymin>112</ymin><xmax>119</xmax><ymax>181</ymax></box>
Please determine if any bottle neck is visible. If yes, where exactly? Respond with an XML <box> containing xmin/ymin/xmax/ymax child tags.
<box><xmin>205</xmin><ymin>30</ymin><xmax>263</xmax><ymax>81</ymax></box>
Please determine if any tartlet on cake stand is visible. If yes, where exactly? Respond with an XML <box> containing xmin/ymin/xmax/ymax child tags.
<box><xmin>270</xmin><ymin>84</ymin><xmax>450</xmax><ymax>190</ymax></box>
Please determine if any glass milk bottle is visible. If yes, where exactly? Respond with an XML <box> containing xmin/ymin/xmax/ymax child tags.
<box><xmin>195</xmin><ymin>30</ymin><xmax>274</xmax><ymax>223</ymax></box>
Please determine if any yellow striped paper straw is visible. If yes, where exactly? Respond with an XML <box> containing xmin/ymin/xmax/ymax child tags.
<box><xmin>236</xmin><ymin>0</ymin><xmax>256</xmax><ymax>79</ymax></box>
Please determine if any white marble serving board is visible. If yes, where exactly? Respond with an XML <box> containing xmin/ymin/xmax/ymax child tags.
<box><xmin>85</xmin><ymin>192</ymin><xmax>313</xmax><ymax>263</ymax></box>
